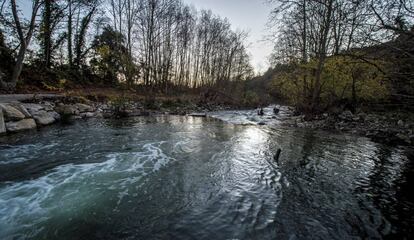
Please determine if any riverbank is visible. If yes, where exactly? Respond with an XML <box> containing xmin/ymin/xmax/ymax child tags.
<box><xmin>0</xmin><ymin>93</ymin><xmax>237</xmax><ymax>135</ymax></box>
<box><xmin>283</xmin><ymin>110</ymin><xmax>414</xmax><ymax>146</ymax></box>
<box><xmin>1</xmin><ymin>93</ymin><xmax>413</xmax><ymax>147</ymax></box>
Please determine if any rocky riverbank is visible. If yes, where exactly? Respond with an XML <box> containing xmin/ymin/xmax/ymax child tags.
<box><xmin>2</xmin><ymin>96</ymin><xmax>412</xmax><ymax>147</ymax></box>
<box><xmin>0</xmin><ymin>100</ymin><xmax>101</xmax><ymax>134</ymax></box>
<box><xmin>284</xmin><ymin>110</ymin><xmax>414</xmax><ymax>146</ymax></box>
<box><xmin>0</xmin><ymin>95</ymin><xmax>233</xmax><ymax>135</ymax></box>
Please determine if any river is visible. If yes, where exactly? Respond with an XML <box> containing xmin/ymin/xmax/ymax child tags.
<box><xmin>0</xmin><ymin>107</ymin><xmax>413</xmax><ymax>239</ymax></box>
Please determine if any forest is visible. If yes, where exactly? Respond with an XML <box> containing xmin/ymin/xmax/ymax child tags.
<box><xmin>0</xmin><ymin>0</ymin><xmax>253</xmax><ymax>100</ymax></box>
<box><xmin>0</xmin><ymin>0</ymin><xmax>413</xmax><ymax>113</ymax></box>
<box><xmin>263</xmin><ymin>0</ymin><xmax>414</xmax><ymax>113</ymax></box>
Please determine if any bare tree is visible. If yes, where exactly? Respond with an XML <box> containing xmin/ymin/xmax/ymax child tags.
<box><xmin>0</xmin><ymin>0</ymin><xmax>42</xmax><ymax>90</ymax></box>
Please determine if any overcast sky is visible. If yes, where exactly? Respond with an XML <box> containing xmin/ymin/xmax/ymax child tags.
<box><xmin>184</xmin><ymin>0</ymin><xmax>273</xmax><ymax>73</ymax></box>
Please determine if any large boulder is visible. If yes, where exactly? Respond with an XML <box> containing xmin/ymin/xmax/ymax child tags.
<box><xmin>0</xmin><ymin>110</ymin><xmax>6</xmax><ymax>134</ymax></box>
<box><xmin>6</xmin><ymin>119</ymin><xmax>37</xmax><ymax>132</ymax></box>
<box><xmin>0</xmin><ymin>103</ymin><xmax>26</xmax><ymax>121</ymax></box>
<box><xmin>32</xmin><ymin>110</ymin><xmax>59</xmax><ymax>126</ymax></box>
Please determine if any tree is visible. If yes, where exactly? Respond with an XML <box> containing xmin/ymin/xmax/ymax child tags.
<box><xmin>0</xmin><ymin>0</ymin><xmax>42</xmax><ymax>90</ymax></box>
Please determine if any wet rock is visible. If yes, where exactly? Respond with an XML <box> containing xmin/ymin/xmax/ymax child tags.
<box><xmin>0</xmin><ymin>103</ymin><xmax>26</xmax><ymax>121</ymax></box>
<box><xmin>0</xmin><ymin>110</ymin><xmax>6</xmax><ymax>134</ymax></box>
<box><xmin>32</xmin><ymin>111</ymin><xmax>59</xmax><ymax>126</ymax></box>
<box><xmin>6</xmin><ymin>119</ymin><xmax>37</xmax><ymax>132</ymax></box>
<box><xmin>258</xmin><ymin>121</ymin><xmax>266</xmax><ymax>125</ymax></box>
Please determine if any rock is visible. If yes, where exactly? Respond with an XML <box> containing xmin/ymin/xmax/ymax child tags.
<box><xmin>188</xmin><ymin>113</ymin><xmax>207</xmax><ymax>117</ymax></box>
<box><xmin>6</xmin><ymin>119</ymin><xmax>37</xmax><ymax>132</ymax></box>
<box><xmin>339</xmin><ymin>110</ymin><xmax>353</xmax><ymax>121</ymax></box>
<box><xmin>21</xmin><ymin>103</ymin><xmax>44</xmax><ymax>115</ymax></box>
<box><xmin>41</xmin><ymin>102</ymin><xmax>55</xmax><ymax>111</ymax></box>
<box><xmin>32</xmin><ymin>110</ymin><xmax>57</xmax><ymax>126</ymax></box>
<box><xmin>10</xmin><ymin>103</ymin><xmax>32</xmax><ymax>118</ymax></box>
<box><xmin>55</xmin><ymin>104</ymin><xmax>79</xmax><ymax>115</ymax></box>
<box><xmin>0</xmin><ymin>104</ymin><xmax>26</xmax><ymax>121</ymax></box>
<box><xmin>94</xmin><ymin>112</ymin><xmax>103</xmax><ymax>118</ymax></box>
<box><xmin>396</xmin><ymin>133</ymin><xmax>411</xmax><ymax>145</ymax></box>
<box><xmin>398</xmin><ymin>120</ymin><xmax>404</xmax><ymax>127</ymax></box>
<box><xmin>352</xmin><ymin>116</ymin><xmax>361</xmax><ymax>122</ymax></box>
<box><xmin>258</xmin><ymin>121</ymin><xmax>266</xmax><ymax>125</ymax></box>
<box><xmin>75</xmin><ymin>103</ymin><xmax>94</xmax><ymax>113</ymax></box>
<box><xmin>0</xmin><ymin>110</ymin><xmax>6</xmax><ymax>134</ymax></box>
<box><xmin>50</xmin><ymin>111</ymin><xmax>61</xmax><ymax>120</ymax></box>
<box><xmin>103</xmin><ymin>112</ymin><xmax>113</xmax><ymax>118</ymax></box>
<box><xmin>80</xmin><ymin>112</ymin><xmax>95</xmax><ymax>118</ymax></box>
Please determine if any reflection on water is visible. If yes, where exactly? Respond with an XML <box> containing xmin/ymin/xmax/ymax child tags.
<box><xmin>0</xmin><ymin>113</ymin><xmax>413</xmax><ymax>240</ymax></box>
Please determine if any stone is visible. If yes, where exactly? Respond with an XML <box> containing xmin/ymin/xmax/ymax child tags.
<box><xmin>31</xmin><ymin>110</ymin><xmax>57</xmax><ymax>126</ymax></box>
<box><xmin>21</xmin><ymin>103</ymin><xmax>45</xmax><ymax>115</ymax></box>
<box><xmin>75</xmin><ymin>103</ymin><xmax>94</xmax><ymax>113</ymax></box>
<box><xmin>55</xmin><ymin>104</ymin><xmax>79</xmax><ymax>115</ymax></box>
<box><xmin>10</xmin><ymin>103</ymin><xmax>32</xmax><ymax>118</ymax></box>
<box><xmin>0</xmin><ymin>103</ymin><xmax>26</xmax><ymax>121</ymax></box>
<box><xmin>94</xmin><ymin>112</ymin><xmax>103</xmax><ymax>118</ymax></box>
<box><xmin>6</xmin><ymin>119</ymin><xmax>37</xmax><ymax>132</ymax></box>
<box><xmin>352</xmin><ymin>116</ymin><xmax>361</xmax><ymax>122</ymax></box>
<box><xmin>396</xmin><ymin>133</ymin><xmax>411</xmax><ymax>145</ymax></box>
<box><xmin>41</xmin><ymin>102</ymin><xmax>55</xmax><ymax>111</ymax></box>
<box><xmin>188</xmin><ymin>113</ymin><xmax>207</xmax><ymax>117</ymax></box>
<box><xmin>50</xmin><ymin>111</ymin><xmax>61</xmax><ymax>120</ymax></box>
<box><xmin>80</xmin><ymin>112</ymin><xmax>96</xmax><ymax>118</ymax></box>
<box><xmin>398</xmin><ymin>120</ymin><xmax>404</xmax><ymax>127</ymax></box>
<box><xmin>0</xmin><ymin>110</ymin><xmax>6</xmax><ymax>134</ymax></box>
<box><xmin>339</xmin><ymin>110</ymin><xmax>353</xmax><ymax>121</ymax></box>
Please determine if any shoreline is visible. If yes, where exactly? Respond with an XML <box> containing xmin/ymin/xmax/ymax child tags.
<box><xmin>283</xmin><ymin>110</ymin><xmax>414</xmax><ymax>146</ymax></box>
<box><xmin>1</xmin><ymin>94</ymin><xmax>413</xmax><ymax>147</ymax></box>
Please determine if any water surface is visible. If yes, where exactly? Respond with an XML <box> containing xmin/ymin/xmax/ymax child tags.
<box><xmin>0</xmin><ymin>109</ymin><xmax>413</xmax><ymax>239</ymax></box>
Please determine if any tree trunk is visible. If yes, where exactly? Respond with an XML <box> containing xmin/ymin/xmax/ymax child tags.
<box><xmin>9</xmin><ymin>45</ymin><xmax>27</xmax><ymax>90</ymax></box>
<box><xmin>68</xmin><ymin>0</ymin><xmax>73</xmax><ymax>67</ymax></box>
<box><xmin>44</xmin><ymin>0</ymin><xmax>52</xmax><ymax>68</ymax></box>
<box><xmin>311</xmin><ymin>0</ymin><xmax>334</xmax><ymax>112</ymax></box>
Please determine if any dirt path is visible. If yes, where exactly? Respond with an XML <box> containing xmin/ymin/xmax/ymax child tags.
<box><xmin>0</xmin><ymin>94</ymin><xmax>64</xmax><ymax>103</ymax></box>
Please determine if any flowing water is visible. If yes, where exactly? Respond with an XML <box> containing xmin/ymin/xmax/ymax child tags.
<box><xmin>0</xmin><ymin>107</ymin><xmax>413</xmax><ymax>240</ymax></box>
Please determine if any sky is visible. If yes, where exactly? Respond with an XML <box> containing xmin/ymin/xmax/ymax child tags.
<box><xmin>184</xmin><ymin>0</ymin><xmax>273</xmax><ymax>73</ymax></box>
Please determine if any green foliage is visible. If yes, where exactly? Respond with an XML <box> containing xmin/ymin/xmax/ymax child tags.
<box><xmin>271</xmin><ymin>56</ymin><xmax>389</xmax><ymax>108</ymax></box>
<box><xmin>90</xmin><ymin>26</ymin><xmax>131</xmax><ymax>85</ymax></box>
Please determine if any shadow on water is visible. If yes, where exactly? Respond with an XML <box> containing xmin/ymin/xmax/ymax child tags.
<box><xmin>0</xmin><ymin>114</ymin><xmax>413</xmax><ymax>240</ymax></box>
